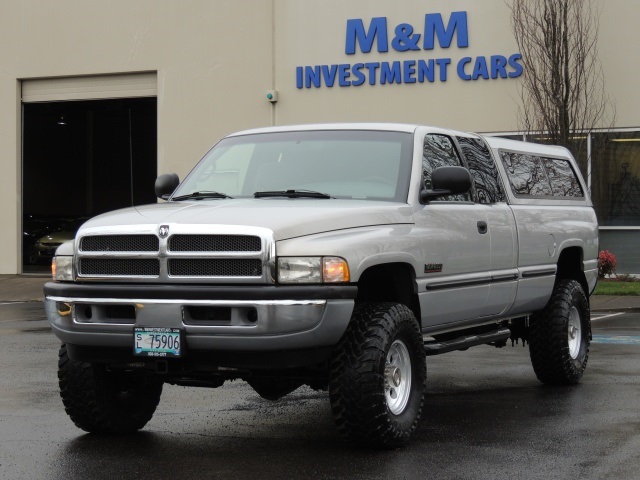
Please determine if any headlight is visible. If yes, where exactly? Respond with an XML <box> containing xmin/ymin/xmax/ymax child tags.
<box><xmin>277</xmin><ymin>257</ymin><xmax>350</xmax><ymax>284</ymax></box>
<box><xmin>52</xmin><ymin>256</ymin><xmax>74</xmax><ymax>281</ymax></box>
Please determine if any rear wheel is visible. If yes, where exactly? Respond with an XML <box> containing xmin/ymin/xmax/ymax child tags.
<box><xmin>58</xmin><ymin>343</ymin><xmax>163</xmax><ymax>433</ymax></box>
<box><xmin>529</xmin><ymin>279</ymin><xmax>591</xmax><ymax>385</ymax></box>
<box><xmin>329</xmin><ymin>303</ymin><xmax>426</xmax><ymax>448</ymax></box>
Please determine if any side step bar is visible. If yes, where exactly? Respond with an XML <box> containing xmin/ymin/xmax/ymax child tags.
<box><xmin>423</xmin><ymin>328</ymin><xmax>512</xmax><ymax>356</ymax></box>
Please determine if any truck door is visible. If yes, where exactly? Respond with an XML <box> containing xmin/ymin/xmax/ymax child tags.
<box><xmin>415</xmin><ymin>133</ymin><xmax>492</xmax><ymax>327</ymax></box>
<box><xmin>455</xmin><ymin>136</ymin><xmax>518</xmax><ymax>317</ymax></box>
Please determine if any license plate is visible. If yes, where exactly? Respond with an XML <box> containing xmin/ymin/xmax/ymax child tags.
<box><xmin>134</xmin><ymin>327</ymin><xmax>182</xmax><ymax>358</ymax></box>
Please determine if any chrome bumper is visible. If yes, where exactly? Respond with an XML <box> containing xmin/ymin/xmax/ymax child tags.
<box><xmin>45</xmin><ymin>286</ymin><xmax>355</xmax><ymax>352</ymax></box>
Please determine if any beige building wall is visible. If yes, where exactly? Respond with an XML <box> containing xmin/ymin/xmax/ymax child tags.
<box><xmin>0</xmin><ymin>0</ymin><xmax>638</xmax><ymax>274</ymax></box>
<box><xmin>274</xmin><ymin>0</ymin><xmax>522</xmax><ymax>130</ymax></box>
<box><xmin>599</xmin><ymin>0</ymin><xmax>640</xmax><ymax>128</ymax></box>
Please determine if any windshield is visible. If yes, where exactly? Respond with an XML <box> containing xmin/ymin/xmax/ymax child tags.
<box><xmin>171</xmin><ymin>130</ymin><xmax>414</xmax><ymax>202</ymax></box>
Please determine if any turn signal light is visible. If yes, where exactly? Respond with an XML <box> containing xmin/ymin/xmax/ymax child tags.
<box><xmin>323</xmin><ymin>257</ymin><xmax>350</xmax><ymax>283</ymax></box>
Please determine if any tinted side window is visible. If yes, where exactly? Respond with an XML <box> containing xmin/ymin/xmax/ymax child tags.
<box><xmin>422</xmin><ymin>134</ymin><xmax>470</xmax><ymax>201</ymax></box>
<box><xmin>499</xmin><ymin>151</ymin><xmax>584</xmax><ymax>198</ymax></box>
<box><xmin>457</xmin><ymin>137</ymin><xmax>505</xmax><ymax>203</ymax></box>
<box><xmin>499</xmin><ymin>151</ymin><xmax>552</xmax><ymax>196</ymax></box>
<box><xmin>544</xmin><ymin>158</ymin><xmax>583</xmax><ymax>197</ymax></box>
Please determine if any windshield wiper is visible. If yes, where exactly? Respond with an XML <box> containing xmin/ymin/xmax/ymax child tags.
<box><xmin>171</xmin><ymin>191</ymin><xmax>233</xmax><ymax>201</ymax></box>
<box><xmin>254</xmin><ymin>189</ymin><xmax>332</xmax><ymax>199</ymax></box>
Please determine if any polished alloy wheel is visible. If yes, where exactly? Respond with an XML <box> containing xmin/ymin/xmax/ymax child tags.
<box><xmin>567</xmin><ymin>306</ymin><xmax>582</xmax><ymax>359</ymax></box>
<box><xmin>384</xmin><ymin>339</ymin><xmax>412</xmax><ymax>415</ymax></box>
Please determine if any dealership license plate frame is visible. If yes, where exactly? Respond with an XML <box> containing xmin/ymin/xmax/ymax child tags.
<box><xmin>134</xmin><ymin>327</ymin><xmax>182</xmax><ymax>358</ymax></box>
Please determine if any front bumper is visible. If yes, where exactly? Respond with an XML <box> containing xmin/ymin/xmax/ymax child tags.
<box><xmin>44</xmin><ymin>282</ymin><xmax>357</xmax><ymax>354</ymax></box>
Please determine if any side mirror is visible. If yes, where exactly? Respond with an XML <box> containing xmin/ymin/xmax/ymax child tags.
<box><xmin>420</xmin><ymin>166</ymin><xmax>472</xmax><ymax>203</ymax></box>
<box><xmin>155</xmin><ymin>173</ymin><xmax>180</xmax><ymax>200</ymax></box>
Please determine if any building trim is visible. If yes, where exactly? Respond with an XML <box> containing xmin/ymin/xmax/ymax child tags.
<box><xmin>21</xmin><ymin>72</ymin><xmax>157</xmax><ymax>103</ymax></box>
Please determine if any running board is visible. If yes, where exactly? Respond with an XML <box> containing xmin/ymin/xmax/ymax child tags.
<box><xmin>423</xmin><ymin>328</ymin><xmax>512</xmax><ymax>356</ymax></box>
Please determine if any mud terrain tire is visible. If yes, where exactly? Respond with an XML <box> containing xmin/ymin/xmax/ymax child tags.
<box><xmin>58</xmin><ymin>343</ymin><xmax>163</xmax><ymax>433</ymax></box>
<box><xmin>329</xmin><ymin>303</ymin><xmax>426</xmax><ymax>448</ymax></box>
<box><xmin>529</xmin><ymin>279</ymin><xmax>591</xmax><ymax>385</ymax></box>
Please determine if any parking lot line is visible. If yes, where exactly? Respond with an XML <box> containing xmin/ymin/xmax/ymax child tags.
<box><xmin>591</xmin><ymin>312</ymin><xmax>624</xmax><ymax>321</ymax></box>
<box><xmin>592</xmin><ymin>335</ymin><xmax>640</xmax><ymax>345</ymax></box>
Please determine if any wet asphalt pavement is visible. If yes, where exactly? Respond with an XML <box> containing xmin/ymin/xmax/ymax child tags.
<box><xmin>1</xmin><ymin>303</ymin><xmax>639</xmax><ymax>480</ymax></box>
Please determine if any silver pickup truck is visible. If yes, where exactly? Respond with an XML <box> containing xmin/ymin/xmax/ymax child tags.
<box><xmin>44</xmin><ymin>123</ymin><xmax>598</xmax><ymax>448</ymax></box>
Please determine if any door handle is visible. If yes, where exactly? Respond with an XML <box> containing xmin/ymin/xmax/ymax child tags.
<box><xmin>477</xmin><ymin>221</ymin><xmax>488</xmax><ymax>234</ymax></box>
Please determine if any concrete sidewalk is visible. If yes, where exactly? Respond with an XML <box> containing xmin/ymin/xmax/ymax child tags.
<box><xmin>0</xmin><ymin>275</ymin><xmax>50</xmax><ymax>303</ymax></box>
<box><xmin>1</xmin><ymin>274</ymin><xmax>639</xmax><ymax>311</ymax></box>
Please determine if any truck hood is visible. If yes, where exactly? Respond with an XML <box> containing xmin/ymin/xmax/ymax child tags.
<box><xmin>79</xmin><ymin>199</ymin><xmax>415</xmax><ymax>241</ymax></box>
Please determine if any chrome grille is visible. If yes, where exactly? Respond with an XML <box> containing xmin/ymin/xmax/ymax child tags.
<box><xmin>81</xmin><ymin>235</ymin><xmax>159</xmax><ymax>252</ymax></box>
<box><xmin>75</xmin><ymin>228</ymin><xmax>272</xmax><ymax>283</ymax></box>
<box><xmin>169</xmin><ymin>235</ymin><xmax>261</xmax><ymax>252</ymax></box>
<box><xmin>168</xmin><ymin>259</ymin><xmax>262</xmax><ymax>277</ymax></box>
<box><xmin>80</xmin><ymin>258</ymin><xmax>160</xmax><ymax>277</ymax></box>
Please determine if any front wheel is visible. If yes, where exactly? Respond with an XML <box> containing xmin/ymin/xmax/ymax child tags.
<box><xmin>529</xmin><ymin>279</ymin><xmax>591</xmax><ymax>385</ymax></box>
<box><xmin>58</xmin><ymin>343</ymin><xmax>163</xmax><ymax>433</ymax></box>
<box><xmin>329</xmin><ymin>303</ymin><xmax>426</xmax><ymax>448</ymax></box>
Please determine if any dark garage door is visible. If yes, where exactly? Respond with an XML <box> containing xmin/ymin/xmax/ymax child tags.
<box><xmin>22</xmin><ymin>97</ymin><xmax>157</xmax><ymax>272</ymax></box>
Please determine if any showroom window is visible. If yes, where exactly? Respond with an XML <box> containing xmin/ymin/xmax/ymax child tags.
<box><xmin>591</xmin><ymin>131</ymin><xmax>640</xmax><ymax>226</ymax></box>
